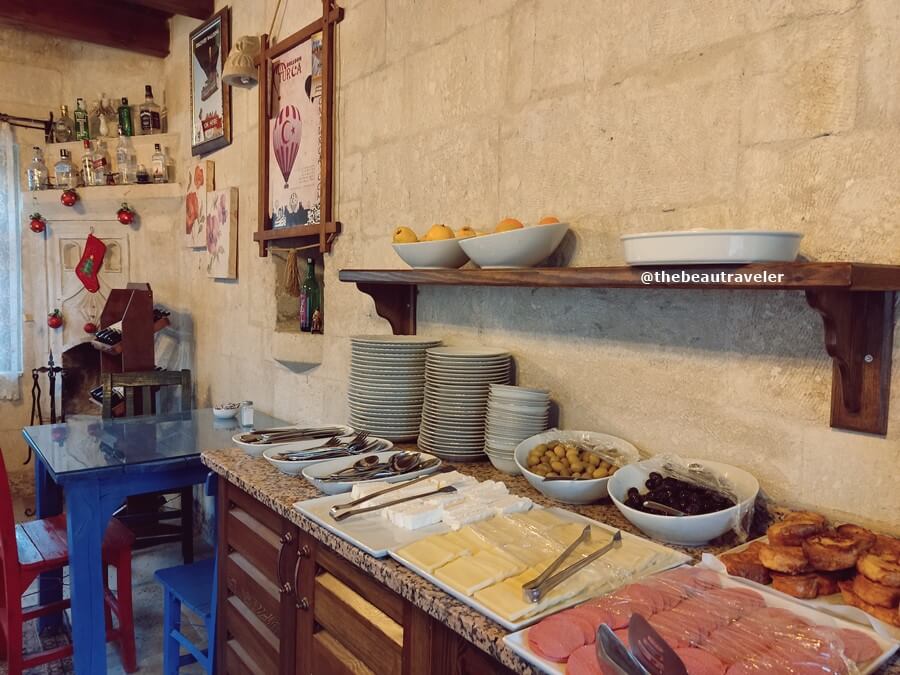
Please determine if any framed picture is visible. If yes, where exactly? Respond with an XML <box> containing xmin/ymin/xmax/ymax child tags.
<box><xmin>190</xmin><ymin>7</ymin><xmax>232</xmax><ymax>156</ymax></box>
<box><xmin>185</xmin><ymin>159</ymin><xmax>215</xmax><ymax>248</ymax></box>
<box><xmin>206</xmin><ymin>187</ymin><xmax>238</xmax><ymax>279</ymax></box>
<box><xmin>266</xmin><ymin>33</ymin><xmax>323</xmax><ymax>231</ymax></box>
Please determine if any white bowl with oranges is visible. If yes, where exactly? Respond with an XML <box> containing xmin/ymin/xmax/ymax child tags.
<box><xmin>391</xmin><ymin>224</ymin><xmax>472</xmax><ymax>269</ymax></box>
<box><xmin>459</xmin><ymin>217</ymin><xmax>569</xmax><ymax>268</ymax></box>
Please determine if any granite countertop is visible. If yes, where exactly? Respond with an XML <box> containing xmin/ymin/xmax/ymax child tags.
<box><xmin>202</xmin><ymin>447</ymin><xmax>899</xmax><ymax>674</ymax></box>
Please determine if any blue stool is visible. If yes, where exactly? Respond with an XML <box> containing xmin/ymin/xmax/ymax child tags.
<box><xmin>154</xmin><ymin>474</ymin><xmax>217</xmax><ymax>674</ymax></box>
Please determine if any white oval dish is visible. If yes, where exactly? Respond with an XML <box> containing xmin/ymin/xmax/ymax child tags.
<box><xmin>459</xmin><ymin>222</ymin><xmax>569</xmax><ymax>268</ymax></box>
<box><xmin>263</xmin><ymin>438</ymin><xmax>395</xmax><ymax>475</ymax></box>
<box><xmin>620</xmin><ymin>229</ymin><xmax>803</xmax><ymax>265</ymax></box>
<box><xmin>232</xmin><ymin>424</ymin><xmax>354</xmax><ymax>456</ymax></box>
<box><xmin>392</xmin><ymin>239</ymin><xmax>469</xmax><ymax>269</ymax></box>
<box><xmin>301</xmin><ymin>450</ymin><xmax>441</xmax><ymax>495</ymax></box>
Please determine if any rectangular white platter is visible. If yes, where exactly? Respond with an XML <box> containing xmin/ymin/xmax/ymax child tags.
<box><xmin>703</xmin><ymin>536</ymin><xmax>900</xmax><ymax>641</ymax></box>
<box><xmin>293</xmin><ymin>492</ymin><xmax>451</xmax><ymax>558</ymax></box>
<box><xmin>388</xmin><ymin>507</ymin><xmax>690</xmax><ymax>632</ymax></box>
<box><xmin>503</xmin><ymin>567</ymin><xmax>899</xmax><ymax>675</ymax></box>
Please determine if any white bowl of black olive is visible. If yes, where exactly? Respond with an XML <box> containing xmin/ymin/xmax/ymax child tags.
<box><xmin>608</xmin><ymin>458</ymin><xmax>759</xmax><ymax>546</ymax></box>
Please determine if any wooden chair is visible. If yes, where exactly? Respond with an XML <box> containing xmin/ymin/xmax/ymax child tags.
<box><xmin>0</xmin><ymin>450</ymin><xmax>137</xmax><ymax>673</ymax></box>
<box><xmin>102</xmin><ymin>369</ymin><xmax>195</xmax><ymax>562</ymax></box>
<box><xmin>154</xmin><ymin>473</ymin><xmax>218</xmax><ymax>674</ymax></box>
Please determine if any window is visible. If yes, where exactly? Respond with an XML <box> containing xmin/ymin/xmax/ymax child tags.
<box><xmin>0</xmin><ymin>122</ymin><xmax>22</xmax><ymax>399</ymax></box>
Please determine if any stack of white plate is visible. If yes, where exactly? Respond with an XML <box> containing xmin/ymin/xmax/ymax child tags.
<box><xmin>418</xmin><ymin>347</ymin><xmax>512</xmax><ymax>461</ymax></box>
<box><xmin>348</xmin><ymin>335</ymin><xmax>442</xmax><ymax>440</ymax></box>
<box><xmin>484</xmin><ymin>384</ymin><xmax>551</xmax><ymax>474</ymax></box>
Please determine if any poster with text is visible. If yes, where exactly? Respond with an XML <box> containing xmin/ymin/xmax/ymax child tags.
<box><xmin>268</xmin><ymin>33</ymin><xmax>322</xmax><ymax>229</ymax></box>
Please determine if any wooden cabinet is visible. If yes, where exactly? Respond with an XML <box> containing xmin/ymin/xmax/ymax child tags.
<box><xmin>217</xmin><ymin>479</ymin><xmax>515</xmax><ymax>675</ymax></box>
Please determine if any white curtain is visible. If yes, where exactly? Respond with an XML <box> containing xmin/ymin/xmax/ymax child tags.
<box><xmin>0</xmin><ymin>122</ymin><xmax>22</xmax><ymax>399</ymax></box>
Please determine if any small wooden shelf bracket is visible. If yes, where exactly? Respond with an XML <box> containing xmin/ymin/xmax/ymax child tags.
<box><xmin>356</xmin><ymin>282</ymin><xmax>417</xmax><ymax>335</ymax></box>
<box><xmin>805</xmin><ymin>290</ymin><xmax>895</xmax><ymax>435</ymax></box>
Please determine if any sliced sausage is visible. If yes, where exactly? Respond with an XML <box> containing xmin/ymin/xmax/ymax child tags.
<box><xmin>836</xmin><ymin>628</ymin><xmax>881</xmax><ymax>663</ymax></box>
<box><xmin>566</xmin><ymin>643</ymin><xmax>616</xmax><ymax>675</ymax></box>
<box><xmin>528</xmin><ymin>617</ymin><xmax>586</xmax><ymax>662</ymax></box>
<box><xmin>675</xmin><ymin>647</ymin><xmax>727</xmax><ymax>675</ymax></box>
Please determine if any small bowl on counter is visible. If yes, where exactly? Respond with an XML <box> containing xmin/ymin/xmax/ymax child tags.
<box><xmin>459</xmin><ymin>221</ymin><xmax>569</xmax><ymax>268</ymax></box>
<box><xmin>513</xmin><ymin>430</ymin><xmax>640</xmax><ymax>505</ymax></box>
<box><xmin>607</xmin><ymin>458</ymin><xmax>759</xmax><ymax>546</ymax></box>
<box><xmin>213</xmin><ymin>403</ymin><xmax>240</xmax><ymax>419</ymax></box>
<box><xmin>392</xmin><ymin>238</ymin><xmax>470</xmax><ymax>269</ymax></box>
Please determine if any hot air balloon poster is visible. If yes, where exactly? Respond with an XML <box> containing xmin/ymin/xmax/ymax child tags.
<box><xmin>267</xmin><ymin>34</ymin><xmax>322</xmax><ymax>229</ymax></box>
<box><xmin>189</xmin><ymin>7</ymin><xmax>231</xmax><ymax>156</ymax></box>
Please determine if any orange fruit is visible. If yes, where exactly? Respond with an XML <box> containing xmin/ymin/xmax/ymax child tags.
<box><xmin>495</xmin><ymin>218</ymin><xmax>524</xmax><ymax>233</ymax></box>
<box><xmin>538</xmin><ymin>215</ymin><xmax>560</xmax><ymax>224</ymax></box>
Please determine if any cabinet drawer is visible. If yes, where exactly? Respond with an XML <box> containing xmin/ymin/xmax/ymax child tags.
<box><xmin>226</xmin><ymin>507</ymin><xmax>281</xmax><ymax>584</ymax></box>
<box><xmin>314</xmin><ymin>573</ymin><xmax>403</xmax><ymax>675</ymax></box>
<box><xmin>316</xmin><ymin>547</ymin><xmax>404</xmax><ymax>624</ymax></box>
<box><xmin>224</xmin><ymin>551</ymin><xmax>281</xmax><ymax>636</ymax></box>
<box><xmin>224</xmin><ymin>638</ymin><xmax>269</xmax><ymax>675</ymax></box>
<box><xmin>312</xmin><ymin>630</ymin><xmax>375</xmax><ymax>675</ymax></box>
<box><xmin>224</xmin><ymin>595</ymin><xmax>279</xmax><ymax>674</ymax></box>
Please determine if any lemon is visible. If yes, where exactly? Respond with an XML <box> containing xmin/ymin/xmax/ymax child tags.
<box><xmin>423</xmin><ymin>224</ymin><xmax>454</xmax><ymax>241</ymax></box>
<box><xmin>455</xmin><ymin>226</ymin><xmax>477</xmax><ymax>239</ymax></box>
<box><xmin>392</xmin><ymin>226</ymin><xmax>418</xmax><ymax>244</ymax></box>
<box><xmin>495</xmin><ymin>218</ymin><xmax>524</xmax><ymax>233</ymax></box>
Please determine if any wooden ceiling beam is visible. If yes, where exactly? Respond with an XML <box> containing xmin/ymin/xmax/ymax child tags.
<box><xmin>123</xmin><ymin>0</ymin><xmax>214</xmax><ymax>20</ymax></box>
<box><xmin>0</xmin><ymin>0</ymin><xmax>170</xmax><ymax>58</ymax></box>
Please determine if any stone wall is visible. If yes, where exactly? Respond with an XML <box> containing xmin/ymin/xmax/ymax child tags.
<box><xmin>3</xmin><ymin>0</ymin><xmax>898</xmax><ymax>532</ymax></box>
<box><xmin>0</xmin><ymin>28</ymin><xmax>167</xmax><ymax>467</ymax></box>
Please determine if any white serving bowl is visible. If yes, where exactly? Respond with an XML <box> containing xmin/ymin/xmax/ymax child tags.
<box><xmin>458</xmin><ymin>222</ymin><xmax>568</xmax><ymax>268</ymax></box>
<box><xmin>392</xmin><ymin>238</ymin><xmax>469</xmax><ymax>269</ymax></box>
<box><xmin>232</xmin><ymin>425</ymin><xmax>355</xmax><ymax>456</ymax></box>
<box><xmin>607</xmin><ymin>458</ymin><xmax>759</xmax><ymax>546</ymax></box>
<box><xmin>263</xmin><ymin>438</ymin><xmax>394</xmax><ymax>475</ymax></box>
<box><xmin>514</xmin><ymin>430</ymin><xmax>640</xmax><ymax>505</ymax></box>
<box><xmin>485</xmin><ymin>451</ymin><xmax>520</xmax><ymax>475</ymax></box>
<box><xmin>620</xmin><ymin>229</ymin><xmax>803</xmax><ymax>265</ymax></box>
<box><xmin>213</xmin><ymin>405</ymin><xmax>240</xmax><ymax>419</ymax></box>
<box><xmin>301</xmin><ymin>450</ymin><xmax>440</xmax><ymax>494</ymax></box>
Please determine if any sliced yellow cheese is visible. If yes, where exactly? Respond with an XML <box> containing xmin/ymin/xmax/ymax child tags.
<box><xmin>396</xmin><ymin>537</ymin><xmax>466</xmax><ymax>573</ymax></box>
<box><xmin>510</xmin><ymin>508</ymin><xmax>568</xmax><ymax>531</ymax></box>
<box><xmin>434</xmin><ymin>555</ymin><xmax>498</xmax><ymax>596</ymax></box>
<box><xmin>470</xmin><ymin>549</ymin><xmax>526</xmax><ymax>580</ymax></box>
<box><xmin>440</xmin><ymin>528</ymin><xmax>484</xmax><ymax>554</ymax></box>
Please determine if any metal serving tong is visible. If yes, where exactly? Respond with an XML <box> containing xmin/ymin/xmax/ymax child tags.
<box><xmin>328</xmin><ymin>465</ymin><xmax>454</xmax><ymax>517</ymax></box>
<box><xmin>522</xmin><ymin>527</ymin><xmax>623</xmax><ymax>603</ymax></box>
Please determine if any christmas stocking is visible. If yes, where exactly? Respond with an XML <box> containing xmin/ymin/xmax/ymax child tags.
<box><xmin>75</xmin><ymin>233</ymin><xmax>107</xmax><ymax>293</ymax></box>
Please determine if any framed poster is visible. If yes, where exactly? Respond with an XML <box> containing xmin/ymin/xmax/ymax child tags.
<box><xmin>190</xmin><ymin>7</ymin><xmax>232</xmax><ymax>156</ymax></box>
<box><xmin>267</xmin><ymin>33</ymin><xmax>323</xmax><ymax>230</ymax></box>
<box><xmin>185</xmin><ymin>160</ymin><xmax>215</xmax><ymax>248</ymax></box>
<box><xmin>206</xmin><ymin>187</ymin><xmax>238</xmax><ymax>279</ymax></box>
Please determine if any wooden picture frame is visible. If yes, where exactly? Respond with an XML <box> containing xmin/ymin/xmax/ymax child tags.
<box><xmin>255</xmin><ymin>1</ymin><xmax>343</xmax><ymax>257</ymax></box>
<box><xmin>190</xmin><ymin>7</ymin><xmax>232</xmax><ymax>156</ymax></box>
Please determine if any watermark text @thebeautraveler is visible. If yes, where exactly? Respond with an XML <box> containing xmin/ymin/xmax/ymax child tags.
<box><xmin>639</xmin><ymin>270</ymin><xmax>786</xmax><ymax>285</ymax></box>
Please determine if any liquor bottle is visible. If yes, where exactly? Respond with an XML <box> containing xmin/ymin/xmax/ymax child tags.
<box><xmin>53</xmin><ymin>105</ymin><xmax>75</xmax><ymax>143</ymax></box>
<box><xmin>74</xmin><ymin>98</ymin><xmax>90</xmax><ymax>140</ymax></box>
<box><xmin>26</xmin><ymin>146</ymin><xmax>49</xmax><ymax>190</ymax></box>
<box><xmin>117</xmin><ymin>97</ymin><xmax>133</xmax><ymax>136</ymax></box>
<box><xmin>80</xmin><ymin>140</ymin><xmax>97</xmax><ymax>186</ymax></box>
<box><xmin>115</xmin><ymin>126</ymin><xmax>137</xmax><ymax>184</ymax></box>
<box><xmin>93</xmin><ymin>139</ymin><xmax>110</xmax><ymax>185</ymax></box>
<box><xmin>139</xmin><ymin>85</ymin><xmax>161</xmax><ymax>135</ymax></box>
<box><xmin>299</xmin><ymin>258</ymin><xmax>321</xmax><ymax>332</ymax></box>
<box><xmin>151</xmin><ymin>143</ymin><xmax>167</xmax><ymax>183</ymax></box>
<box><xmin>54</xmin><ymin>149</ymin><xmax>78</xmax><ymax>189</ymax></box>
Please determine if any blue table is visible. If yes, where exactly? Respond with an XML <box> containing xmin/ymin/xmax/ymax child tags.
<box><xmin>22</xmin><ymin>408</ymin><xmax>286</xmax><ymax>675</ymax></box>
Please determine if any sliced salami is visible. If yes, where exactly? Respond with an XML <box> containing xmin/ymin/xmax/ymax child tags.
<box><xmin>566</xmin><ymin>643</ymin><xmax>616</xmax><ymax>675</ymax></box>
<box><xmin>674</xmin><ymin>647</ymin><xmax>727</xmax><ymax>675</ymax></box>
<box><xmin>528</xmin><ymin>618</ymin><xmax>586</xmax><ymax>662</ymax></box>
<box><xmin>835</xmin><ymin>628</ymin><xmax>881</xmax><ymax>663</ymax></box>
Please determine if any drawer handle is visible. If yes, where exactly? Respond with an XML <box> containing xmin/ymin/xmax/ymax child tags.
<box><xmin>297</xmin><ymin>596</ymin><xmax>310</xmax><ymax>611</ymax></box>
<box><xmin>292</xmin><ymin>545</ymin><xmax>311</xmax><ymax>602</ymax></box>
<box><xmin>276</xmin><ymin>532</ymin><xmax>294</xmax><ymax>594</ymax></box>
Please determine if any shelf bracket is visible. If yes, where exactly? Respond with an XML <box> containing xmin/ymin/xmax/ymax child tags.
<box><xmin>356</xmin><ymin>283</ymin><xmax>417</xmax><ymax>335</ymax></box>
<box><xmin>805</xmin><ymin>290</ymin><xmax>895</xmax><ymax>435</ymax></box>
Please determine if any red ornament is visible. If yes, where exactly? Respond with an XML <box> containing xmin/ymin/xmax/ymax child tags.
<box><xmin>47</xmin><ymin>309</ymin><xmax>63</xmax><ymax>329</ymax></box>
<box><xmin>84</xmin><ymin>322</ymin><xmax>97</xmax><ymax>334</ymax></box>
<box><xmin>60</xmin><ymin>189</ymin><xmax>78</xmax><ymax>207</ymax></box>
<box><xmin>116</xmin><ymin>203</ymin><xmax>136</xmax><ymax>225</ymax></box>
<box><xmin>28</xmin><ymin>212</ymin><xmax>46</xmax><ymax>233</ymax></box>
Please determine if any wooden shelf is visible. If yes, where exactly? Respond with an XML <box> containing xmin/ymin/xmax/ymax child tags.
<box><xmin>339</xmin><ymin>262</ymin><xmax>900</xmax><ymax>435</ymax></box>
<box><xmin>25</xmin><ymin>183</ymin><xmax>181</xmax><ymax>205</ymax></box>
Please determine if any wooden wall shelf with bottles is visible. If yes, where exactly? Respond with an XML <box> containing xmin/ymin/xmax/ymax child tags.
<box><xmin>26</xmin><ymin>183</ymin><xmax>182</xmax><ymax>205</ymax></box>
<box><xmin>340</xmin><ymin>262</ymin><xmax>900</xmax><ymax>436</ymax></box>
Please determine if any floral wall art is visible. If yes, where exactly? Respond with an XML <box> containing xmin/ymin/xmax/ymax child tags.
<box><xmin>205</xmin><ymin>187</ymin><xmax>238</xmax><ymax>279</ymax></box>
<box><xmin>185</xmin><ymin>160</ymin><xmax>215</xmax><ymax>248</ymax></box>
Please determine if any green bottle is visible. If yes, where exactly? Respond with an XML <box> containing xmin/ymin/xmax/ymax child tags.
<box><xmin>117</xmin><ymin>97</ymin><xmax>133</xmax><ymax>136</ymax></box>
<box><xmin>299</xmin><ymin>258</ymin><xmax>321</xmax><ymax>332</ymax></box>
<box><xmin>74</xmin><ymin>97</ymin><xmax>90</xmax><ymax>140</ymax></box>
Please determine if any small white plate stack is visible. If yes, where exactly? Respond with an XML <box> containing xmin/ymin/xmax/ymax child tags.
<box><xmin>348</xmin><ymin>335</ymin><xmax>442</xmax><ymax>440</ymax></box>
<box><xmin>484</xmin><ymin>384</ymin><xmax>550</xmax><ymax>474</ymax></box>
<box><xmin>417</xmin><ymin>347</ymin><xmax>512</xmax><ymax>461</ymax></box>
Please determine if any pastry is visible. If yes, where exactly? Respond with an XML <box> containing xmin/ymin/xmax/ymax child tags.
<box><xmin>836</xmin><ymin>524</ymin><xmax>876</xmax><ymax>552</ymax></box>
<box><xmin>872</xmin><ymin>534</ymin><xmax>900</xmax><ymax>561</ymax></box>
<box><xmin>839</xmin><ymin>580</ymin><xmax>900</xmax><ymax>627</ymax></box>
<box><xmin>852</xmin><ymin>573</ymin><xmax>900</xmax><ymax>608</ymax></box>
<box><xmin>857</xmin><ymin>553</ymin><xmax>900</xmax><ymax>588</ymax></box>
<box><xmin>759</xmin><ymin>544</ymin><xmax>810</xmax><ymax>574</ymax></box>
<box><xmin>802</xmin><ymin>534</ymin><xmax>862</xmax><ymax>571</ymax></box>
<box><xmin>720</xmin><ymin>546</ymin><xmax>771</xmax><ymax>585</ymax></box>
<box><xmin>767</xmin><ymin>513</ymin><xmax>827</xmax><ymax>546</ymax></box>
<box><xmin>771</xmin><ymin>573</ymin><xmax>820</xmax><ymax>599</ymax></box>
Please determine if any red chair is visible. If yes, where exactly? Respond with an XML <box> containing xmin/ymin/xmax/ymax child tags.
<box><xmin>0</xmin><ymin>450</ymin><xmax>137</xmax><ymax>673</ymax></box>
